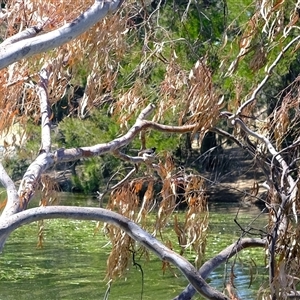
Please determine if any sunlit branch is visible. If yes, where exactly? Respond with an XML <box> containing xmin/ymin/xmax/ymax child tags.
<box><xmin>0</xmin><ymin>206</ymin><xmax>229</xmax><ymax>300</ymax></box>
<box><xmin>234</xmin><ymin>117</ymin><xmax>298</xmax><ymax>219</ymax></box>
<box><xmin>10</xmin><ymin>103</ymin><xmax>198</xmax><ymax>214</ymax></box>
<box><xmin>6</xmin><ymin>63</ymin><xmax>55</xmax><ymax>215</ymax></box>
<box><xmin>1</xmin><ymin>103</ymin><xmax>198</xmax><ymax>215</ymax></box>
<box><xmin>0</xmin><ymin>162</ymin><xmax>19</xmax><ymax>218</ymax></box>
<box><xmin>232</xmin><ymin>117</ymin><xmax>298</xmax><ymax>295</ymax></box>
<box><xmin>54</xmin><ymin>105</ymin><xmax>197</xmax><ymax>162</ymax></box>
<box><xmin>17</xmin><ymin>153</ymin><xmax>55</xmax><ymax>210</ymax></box>
<box><xmin>37</xmin><ymin>64</ymin><xmax>52</xmax><ymax>154</ymax></box>
<box><xmin>0</xmin><ymin>25</ymin><xmax>43</xmax><ymax>47</ymax></box>
<box><xmin>0</xmin><ymin>0</ymin><xmax>123</xmax><ymax>70</ymax></box>
<box><xmin>234</xmin><ymin>118</ymin><xmax>296</xmax><ymax>191</ymax></box>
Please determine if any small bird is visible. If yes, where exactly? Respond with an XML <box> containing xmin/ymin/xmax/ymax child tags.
<box><xmin>138</xmin><ymin>147</ymin><xmax>156</xmax><ymax>157</ymax></box>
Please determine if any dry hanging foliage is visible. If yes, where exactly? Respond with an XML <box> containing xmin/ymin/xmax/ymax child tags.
<box><xmin>104</xmin><ymin>179</ymin><xmax>146</xmax><ymax>278</ymax></box>
<box><xmin>136</xmin><ymin>179</ymin><xmax>155</xmax><ymax>224</ymax></box>
<box><xmin>156</xmin><ymin>54</ymin><xmax>188</xmax><ymax>122</ymax></box>
<box><xmin>0</xmin><ymin>0</ymin><xmax>128</xmax><ymax>133</ymax></box>
<box><xmin>184</xmin><ymin>59</ymin><xmax>222</xmax><ymax>140</ymax></box>
<box><xmin>155</xmin><ymin>153</ymin><xmax>208</xmax><ymax>268</ymax></box>
<box><xmin>155</xmin><ymin>153</ymin><xmax>178</xmax><ymax>233</ymax></box>
<box><xmin>174</xmin><ymin>176</ymin><xmax>208</xmax><ymax>268</ymax></box>
<box><xmin>36</xmin><ymin>174</ymin><xmax>60</xmax><ymax>248</ymax></box>
<box><xmin>114</xmin><ymin>82</ymin><xmax>150</xmax><ymax>130</ymax></box>
<box><xmin>270</xmin><ymin>78</ymin><xmax>300</xmax><ymax>149</ymax></box>
<box><xmin>225</xmin><ymin>0</ymin><xmax>287</xmax><ymax>76</ymax></box>
<box><xmin>39</xmin><ymin>174</ymin><xmax>60</xmax><ymax>206</ymax></box>
<box><xmin>105</xmin><ymin>228</ymin><xmax>134</xmax><ymax>279</ymax></box>
<box><xmin>103</xmin><ymin>151</ymin><xmax>208</xmax><ymax>277</ymax></box>
<box><xmin>157</xmin><ymin>55</ymin><xmax>222</xmax><ymax>142</ymax></box>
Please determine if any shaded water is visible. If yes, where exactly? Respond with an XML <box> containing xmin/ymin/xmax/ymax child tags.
<box><xmin>0</xmin><ymin>194</ymin><xmax>268</xmax><ymax>299</ymax></box>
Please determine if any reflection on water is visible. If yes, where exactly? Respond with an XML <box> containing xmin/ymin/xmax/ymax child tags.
<box><xmin>0</xmin><ymin>193</ymin><xmax>268</xmax><ymax>300</ymax></box>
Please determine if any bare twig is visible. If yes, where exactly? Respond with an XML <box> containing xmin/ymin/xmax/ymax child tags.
<box><xmin>97</xmin><ymin>167</ymin><xmax>137</xmax><ymax>207</ymax></box>
<box><xmin>235</xmin><ymin>35</ymin><xmax>300</xmax><ymax>116</ymax></box>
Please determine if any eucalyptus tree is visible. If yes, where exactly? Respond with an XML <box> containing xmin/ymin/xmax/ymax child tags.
<box><xmin>0</xmin><ymin>0</ymin><xmax>299</xmax><ymax>299</ymax></box>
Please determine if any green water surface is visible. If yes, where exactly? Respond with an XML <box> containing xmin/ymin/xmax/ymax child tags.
<box><xmin>0</xmin><ymin>194</ymin><xmax>268</xmax><ymax>300</ymax></box>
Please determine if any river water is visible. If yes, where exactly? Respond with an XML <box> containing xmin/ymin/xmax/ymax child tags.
<box><xmin>0</xmin><ymin>193</ymin><xmax>268</xmax><ymax>299</ymax></box>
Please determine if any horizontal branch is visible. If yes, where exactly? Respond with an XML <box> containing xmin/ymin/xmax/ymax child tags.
<box><xmin>54</xmin><ymin>118</ymin><xmax>197</xmax><ymax>162</ymax></box>
<box><xmin>1</xmin><ymin>103</ymin><xmax>198</xmax><ymax>216</ymax></box>
<box><xmin>0</xmin><ymin>206</ymin><xmax>229</xmax><ymax>300</ymax></box>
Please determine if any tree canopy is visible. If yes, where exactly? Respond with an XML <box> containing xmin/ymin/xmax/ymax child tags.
<box><xmin>0</xmin><ymin>0</ymin><xmax>300</xmax><ymax>299</ymax></box>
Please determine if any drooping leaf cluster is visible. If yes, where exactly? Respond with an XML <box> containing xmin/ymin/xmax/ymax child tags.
<box><xmin>1</xmin><ymin>0</ymin><xmax>300</xmax><ymax>296</ymax></box>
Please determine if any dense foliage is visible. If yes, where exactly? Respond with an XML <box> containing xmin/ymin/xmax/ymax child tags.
<box><xmin>0</xmin><ymin>0</ymin><xmax>300</xmax><ymax>299</ymax></box>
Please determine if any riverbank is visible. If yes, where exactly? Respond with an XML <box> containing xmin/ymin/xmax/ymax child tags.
<box><xmin>46</xmin><ymin>146</ymin><xmax>267</xmax><ymax>207</ymax></box>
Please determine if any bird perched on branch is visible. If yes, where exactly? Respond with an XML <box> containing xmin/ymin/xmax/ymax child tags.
<box><xmin>138</xmin><ymin>147</ymin><xmax>156</xmax><ymax>157</ymax></box>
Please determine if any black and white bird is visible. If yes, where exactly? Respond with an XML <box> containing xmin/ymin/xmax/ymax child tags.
<box><xmin>138</xmin><ymin>147</ymin><xmax>156</xmax><ymax>157</ymax></box>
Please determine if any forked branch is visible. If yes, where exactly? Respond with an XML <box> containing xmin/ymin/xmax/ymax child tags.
<box><xmin>174</xmin><ymin>238</ymin><xmax>266</xmax><ymax>300</ymax></box>
<box><xmin>0</xmin><ymin>102</ymin><xmax>199</xmax><ymax>223</ymax></box>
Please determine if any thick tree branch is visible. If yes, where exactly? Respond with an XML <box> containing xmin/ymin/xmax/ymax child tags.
<box><xmin>0</xmin><ymin>25</ymin><xmax>43</xmax><ymax>47</ymax></box>
<box><xmin>37</xmin><ymin>65</ymin><xmax>52</xmax><ymax>153</ymax></box>
<box><xmin>0</xmin><ymin>162</ymin><xmax>19</xmax><ymax>218</ymax></box>
<box><xmin>54</xmin><ymin>111</ymin><xmax>197</xmax><ymax>162</ymax></box>
<box><xmin>2</xmin><ymin>103</ymin><xmax>198</xmax><ymax>215</ymax></box>
<box><xmin>1</xmin><ymin>63</ymin><xmax>54</xmax><ymax>216</ymax></box>
<box><xmin>174</xmin><ymin>238</ymin><xmax>266</xmax><ymax>300</ymax></box>
<box><xmin>234</xmin><ymin>118</ymin><xmax>297</xmax><ymax>203</ymax></box>
<box><xmin>231</xmin><ymin>117</ymin><xmax>297</xmax><ymax>295</ymax></box>
<box><xmin>0</xmin><ymin>206</ymin><xmax>229</xmax><ymax>300</ymax></box>
<box><xmin>17</xmin><ymin>153</ymin><xmax>55</xmax><ymax>209</ymax></box>
<box><xmin>0</xmin><ymin>0</ymin><xmax>123</xmax><ymax>70</ymax></box>
<box><xmin>97</xmin><ymin>166</ymin><xmax>137</xmax><ymax>207</ymax></box>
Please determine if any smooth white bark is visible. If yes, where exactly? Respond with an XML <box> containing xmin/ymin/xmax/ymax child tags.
<box><xmin>0</xmin><ymin>0</ymin><xmax>122</xmax><ymax>70</ymax></box>
<box><xmin>0</xmin><ymin>162</ymin><xmax>19</xmax><ymax>218</ymax></box>
<box><xmin>37</xmin><ymin>65</ymin><xmax>51</xmax><ymax>153</ymax></box>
